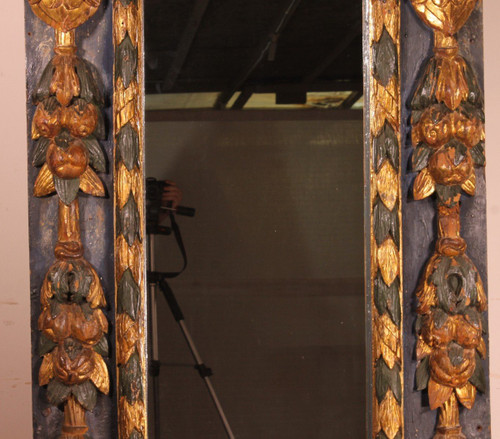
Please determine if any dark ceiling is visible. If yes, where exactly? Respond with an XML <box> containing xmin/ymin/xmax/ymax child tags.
<box><xmin>145</xmin><ymin>0</ymin><xmax>362</xmax><ymax>109</ymax></box>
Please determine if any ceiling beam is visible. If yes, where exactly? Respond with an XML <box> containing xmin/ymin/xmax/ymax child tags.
<box><xmin>214</xmin><ymin>0</ymin><xmax>303</xmax><ymax>109</ymax></box>
<box><xmin>146</xmin><ymin>79</ymin><xmax>363</xmax><ymax>95</ymax></box>
<box><xmin>231</xmin><ymin>88</ymin><xmax>254</xmax><ymax>110</ymax></box>
<box><xmin>147</xmin><ymin>109</ymin><xmax>362</xmax><ymax>123</ymax></box>
<box><xmin>341</xmin><ymin>90</ymin><xmax>363</xmax><ymax>109</ymax></box>
<box><xmin>302</xmin><ymin>18</ymin><xmax>362</xmax><ymax>84</ymax></box>
<box><xmin>162</xmin><ymin>0</ymin><xmax>211</xmax><ymax>92</ymax></box>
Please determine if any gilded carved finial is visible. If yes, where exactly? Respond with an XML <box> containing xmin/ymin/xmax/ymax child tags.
<box><xmin>28</xmin><ymin>0</ymin><xmax>102</xmax><ymax>32</ymax></box>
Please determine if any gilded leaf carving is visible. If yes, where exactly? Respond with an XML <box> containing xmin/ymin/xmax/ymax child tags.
<box><xmin>377</xmin><ymin>161</ymin><xmax>399</xmax><ymax>211</ymax></box>
<box><xmin>377</xmin><ymin>238</ymin><xmax>400</xmax><ymax>287</ymax></box>
<box><xmin>376</xmin><ymin>313</ymin><xmax>401</xmax><ymax>370</ymax></box>
<box><xmin>379</xmin><ymin>390</ymin><xmax>402</xmax><ymax>439</ymax></box>
<box><xmin>33</xmin><ymin>163</ymin><xmax>56</xmax><ymax>197</ymax></box>
<box><xmin>413</xmin><ymin>168</ymin><xmax>436</xmax><ymax>200</ymax></box>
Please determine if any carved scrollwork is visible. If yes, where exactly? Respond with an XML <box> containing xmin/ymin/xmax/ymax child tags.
<box><xmin>410</xmin><ymin>1</ymin><xmax>487</xmax><ymax>437</ymax></box>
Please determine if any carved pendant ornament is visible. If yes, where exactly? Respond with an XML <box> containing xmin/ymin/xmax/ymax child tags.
<box><xmin>28</xmin><ymin>0</ymin><xmax>109</xmax><ymax>437</ymax></box>
<box><xmin>410</xmin><ymin>1</ymin><xmax>487</xmax><ymax>438</ymax></box>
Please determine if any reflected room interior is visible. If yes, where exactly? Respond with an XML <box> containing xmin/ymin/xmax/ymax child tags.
<box><xmin>144</xmin><ymin>1</ymin><xmax>365</xmax><ymax>438</ymax></box>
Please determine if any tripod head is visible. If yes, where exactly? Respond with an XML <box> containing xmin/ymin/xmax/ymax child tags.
<box><xmin>146</xmin><ymin>177</ymin><xmax>196</xmax><ymax>235</ymax></box>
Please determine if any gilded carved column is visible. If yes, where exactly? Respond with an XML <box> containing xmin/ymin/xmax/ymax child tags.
<box><xmin>113</xmin><ymin>0</ymin><xmax>148</xmax><ymax>437</ymax></box>
<box><xmin>409</xmin><ymin>1</ymin><xmax>487</xmax><ymax>438</ymax></box>
<box><xmin>369</xmin><ymin>1</ymin><xmax>404</xmax><ymax>438</ymax></box>
<box><xmin>27</xmin><ymin>0</ymin><xmax>109</xmax><ymax>437</ymax></box>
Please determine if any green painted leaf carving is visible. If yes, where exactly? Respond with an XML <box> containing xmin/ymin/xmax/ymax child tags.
<box><xmin>386</xmin><ymin>278</ymin><xmax>401</xmax><ymax>327</ymax></box>
<box><xmin>469</xmin><ymin>353</ymin><xmax>486</xmax><ymax>393</ymax></box>
<box><xmin>118</xmin><ymin>268</ymin><xmax>140</xmax><ymax>321</ymax></box>
<box><xmin>373</xmin><ymin>28</ymin><xmax>397</xmax><ymax>87</ymax></box>
<box><xmin>116</xmin><ymin>34</ymin><xmax>138</xmax><ymax>89</ymax></box>
<box><xmin>119</xmin><ymin>194</ymin><xmax>141</xmax><ymax>246</ymax></box>
<box><xmin>94</xmin><ymin>336</ymin><xmax>109</xmax><ymax>357</ymax></box>
<box><xmin>50</xmin><ymin>300</ymin><xmax>62</xmax><ymax>319</ymax></box>
<box><xmin>54</xmin><ymin>176</ymin><xmax>80</xmax><ymax>205</ymax></box>
<box><xmin>83</xmin><ymin>136</ymin><xmax>106</xmax><ymax>173</ymax></box>
<box><xmin>448</xmin><ymin>342</ymin><xmax>464</xmax><ymax>367</ymax></box>
<box><xmin>117</xmin><ymin>123</ymin><xmax>139</xmax><ymax>171</ymax></box>
<box><xmin>435</xmin><ymin>184</ymin><xmax>460</xmax><ymax>205</ymax></box>
<box><xmin>374</xmin><ymin>274</ymin><xmax>387</xmax><ymax>317</ymax></box>
<box><xmin>374</xmin><ymin>274</ymin><xmax>401</xmax><ymax>326</ymax></box>
<box><xmin>463</xmin><ymin>307</ymin><xmax>481</xmax><ymax>330</ymax></box>
<box><xmin>55</xmin><ymin>130</ymin><xmax>72</xmax><ymax>149</ymax></box>
<box><xmin>33</xmin><ymin>138</ymin><xmax>50</xmax><ymax>167</ymax></box>
<box><xmin>431</xmin><ymin>256</ymin><xmax>451</xmax><ymax>288</ymax></box>
<box><xmin>455</xmin><ymin>256</ymin><xmax>478</xmax><ymax>307</ymax></box>
<box><xmin>412</xmin><ymin>144</ymin><xmax>432</xmax><ymax>172</ymax></box>
<box><xmin>411</xmin><ymin>58</ymin><xmax>438</xmax><ymax>111</ymax></box>
<box><xmin>75</xmin><ymin>58</ymin><xmax>104</xmax><ymax>106</ymax></box>
<box><xmin>433</xmin><ymin>308</ymin><xmax>449</xmax><ymax>330</ymax></box>
<box><xmin>375</xmin><ymin>358</ymin><xmax>402</xmax><ymax>403</ymax></box>
<box><xmin>33</xmin><ymin>59</ymin><xmax>55</xmax><ymax>104</ymax></box>
<box><xmin>464</xmin><ymin>59</ymin><xmax>484</xmax><ymax>108</ymax></box>
<box><xmin>373</xmin><ymin>198</ymin><xmax>399</xmax><ymax>247</ymax></box>
<box><xmin>94</xmin><ymin>108</ymin><xmax>106</xmax><ymax>140</ymax></box>
<box><xmin>415</xmin><ymin>356</ymin><xmax>430</xmax><ymax>391</ymax></box>
<box><xmin>374</xmin><ymin>122</ymin><xmax>399</xmax><ymax>172</ymax></box>
<box><xmin>81</xmin><ymin>303</ymin><xmax>93</xmax><ymax>321</ymax></box>
<box><xmin>470</xmin><ymin>142</ymin><xmax>486</xmax><ymax>167</ymax></box>
<box><xmin>39</xmin><ymin>333</ymin><xmax>57</xmax><ymax>356</ymax></box>
<box><xmin>119</xmin><ymin>351</ymin><xmax>143</xmax><ymax>404</ymax></box>
<box><xmin>415</xmin><ymin>315</ymin><xmax>423</xmax><ymax>333</ymax></box>
<box><xmin>130</xmin><ymin>431</ymin><xmax>144</xmax><ymax>439</ymax></box>
<box><xmin>49</xmin><ymin>260</ymin><xmax>93</xmax><ymax>304</ymax></box>
<box><xmin>73</xmin><ymin>381</ymin><xmax>98</xmax><ymax>411</ymax></box>
<box><xmin>451</xmin><ymin>140</ymin><xmax>468</xmax><ymax>166</ymax></box>
<box><xmin>47</xmin><ymin>379</ymin><xmax>72</xmax><ymax>406</ymax></box>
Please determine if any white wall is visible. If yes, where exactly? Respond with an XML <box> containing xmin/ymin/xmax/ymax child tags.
<box><xmin>1</xmin><ymin>1</ymin><xmax>500</xmax><ymax>437</ymax></box>
<box><xmin>0</xmin><ymin>1</ymin><xmax>33</xmax><ymax>438</ymax></box>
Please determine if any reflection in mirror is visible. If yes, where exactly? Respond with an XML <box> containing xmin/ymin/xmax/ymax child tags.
<box><xmin>145</xmin><ymin>1</ymin><xmax>365</xmax><ymax>438</ymax></box>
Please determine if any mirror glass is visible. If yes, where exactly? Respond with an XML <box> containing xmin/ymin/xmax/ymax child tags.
<box><xmin>145</xmin><ymin>1</ymin><xmax>365</xmax><ymax>437</ymax></box>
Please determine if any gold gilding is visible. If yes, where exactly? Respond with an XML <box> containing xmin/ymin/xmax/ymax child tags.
<box><xmin>379</xmin><ymin>391</ymin><xmax>402</xmax><ymax>439</ymax></box>
<box><xmin>28</xmin><ymin>0</ymin><xmax>102</xmax><ymax>32</ymax></box>
<box><xmin>377</xmin><ymin>238</ymin><xmax>400</xmax><ymax>286</ymax></box>
<box><xmin>376</xmin><ymin>160</ymin><xmax>399</xmax><ymax>211</ymax></box>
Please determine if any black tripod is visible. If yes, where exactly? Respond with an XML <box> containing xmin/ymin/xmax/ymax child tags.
<box><xmin>147</xmin><ymin>215</ymin><xmax>235</xmax><ymax>439</ymax></box>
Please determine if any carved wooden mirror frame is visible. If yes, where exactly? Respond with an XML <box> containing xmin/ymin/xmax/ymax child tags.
<box><xmin>24</xmin><ymin>0</ymin><xmax>489</xmax><ymax>437</ymax></box>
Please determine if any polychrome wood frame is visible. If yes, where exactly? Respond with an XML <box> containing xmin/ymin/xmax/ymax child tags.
<box><xmin>23</xmin><ymin>0</ymin><xmax>489</xmax><ymax>437</ymax></box>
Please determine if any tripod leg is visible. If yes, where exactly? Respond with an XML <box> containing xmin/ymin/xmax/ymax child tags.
<box><xmin>147</xmin><ymin>235</ymin><xmax>161</xmax><ymax>439</ymax></box>
<box><xmin>158</xmin><ymin>278</ymin><xmax>236</xmax><ymax>439</ymax></box>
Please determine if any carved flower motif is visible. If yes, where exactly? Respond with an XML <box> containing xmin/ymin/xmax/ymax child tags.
<box><xmin>428</xmin><ymin>146</ymin><xmax>473</xmax><ymax>186</ymax></box>
<box><xmin>47</xmin><ymin>140</ymin><xmax>89</xmax><ymax>179</ymax></box>
<box><xmin>39</xmin><ymin>303</ymin><xmax>108</xmax><ymax>345</ymax></box>
<box><xmin>53</xmin><ymin>339</ymin><xmax>95</xmax><ymax>385</ymax></box>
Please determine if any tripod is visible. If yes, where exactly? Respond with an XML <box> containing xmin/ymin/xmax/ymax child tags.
<box><xmin>147</xmin><ymin>228</ymin><xmax>235</xmax><ymax>439</ymax></box>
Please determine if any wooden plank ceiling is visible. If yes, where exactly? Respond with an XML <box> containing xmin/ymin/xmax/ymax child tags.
<box><xmin>145</xmin><ymin>0</ymin><xmax>362</xmax><ymax>109</ymax></box>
